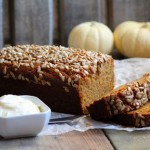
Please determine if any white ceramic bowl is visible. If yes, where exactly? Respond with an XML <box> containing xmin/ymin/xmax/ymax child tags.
<box><xmin>0</xmin><ymin>95</ymin><xmax>51</xmax><ymax>138</ymax></box>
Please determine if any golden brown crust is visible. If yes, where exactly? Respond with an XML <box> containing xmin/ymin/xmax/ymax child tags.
<box><xmin>0</xmin><ymin>45</ymin><xmax>111</xmax><ymax>86</ymax></box>
<box><xmin>88</xmin><ymin>74</ymin><xmax>150</xmax><ymax>119</ymax></box>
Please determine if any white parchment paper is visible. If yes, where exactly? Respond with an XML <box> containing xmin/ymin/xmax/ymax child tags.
<box><xmin>39</xmin><ymin>58</ymin><xmax>150</xmax><ymax>136</ymax></box>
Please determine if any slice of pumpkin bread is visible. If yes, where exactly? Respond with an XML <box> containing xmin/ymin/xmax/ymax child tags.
<box><xmin>113</xmin><ymin>102</ymin><xmax>150</xmax><ymax>127</ymax></box>
<box><xmin>88</xmin><ymin>74</ymin><xmax>150</xmax><ymax>119</ymax></box>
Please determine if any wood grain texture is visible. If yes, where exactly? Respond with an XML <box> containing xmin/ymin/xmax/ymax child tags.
<box><xmin>0</xmin><ymin>130</ymin><xmax>114</xmax><ymax>150</ymax></box>
<box><xmin>59</xmin><ymin>0</ymin><xmax>107</xmax><ymax>46</ymax></box>
<box><xmin>3</xmin><ymin>0</ymin><xmax>10</xmax><ymax>44</ymax></box>
<box><xmin>0</xmin><ymin>0</ymin><xmax>3</xmax><ymax>48</ymax></box>
<box><xmin>105</xmin><ymin>129</ymin><xmax>150</xmax><ymax>150</ymax></box>
<box><xmin>108</xmin><ymin>0</ymin><xmax>150</xmax><ymax>30</ymax></box>
<box><xmin>12</xmin><ymin>0</ymin><xmax>53</xmax><ymax>45</ymax></box>
<box><xmin>53</xmin><ymin>0</ymin><xmax>59</xmax><ymax>44</ymax></box>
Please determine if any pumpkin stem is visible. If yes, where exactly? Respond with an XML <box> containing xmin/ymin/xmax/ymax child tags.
<box><xmin>141</xmin><ymin>23</ymin><xmax>148</xmax><ymax>28</ymax></box>
<box><xmin>90</xmin><ymin>22</ymin><xmax>96</xmax><ymax>26</ymax></box>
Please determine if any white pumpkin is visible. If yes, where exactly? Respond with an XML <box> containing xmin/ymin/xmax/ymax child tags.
<box><xmin>114</xmin><ymin>21</ymin><xmax>150</xmax><ymax>58</ymax></box>
<box><xmin>68</xmin><ymin>21</ymin><xmax>113</xmax><ymax>54</ymax></box>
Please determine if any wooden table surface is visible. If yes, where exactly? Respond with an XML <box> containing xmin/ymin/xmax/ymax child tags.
<box><xmin>0</xmin><ymin>129</ymin><xmax>150</xmax><ymax>150</ymax></box>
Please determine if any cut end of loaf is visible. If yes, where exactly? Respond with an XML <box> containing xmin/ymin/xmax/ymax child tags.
<box><xmin>79</xmin><ymin>58</ymin><xmax>114</xmax><ymax>114</ymax></box>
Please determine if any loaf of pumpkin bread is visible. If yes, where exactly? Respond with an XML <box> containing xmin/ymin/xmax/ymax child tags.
<box><xmin>0</xmin><ymin>45</ymin><xmax>114</xmax><ymax>115</ymax></box>
<box><xmin>113</xmin><ymin>102</ymin><xmax>150</xmax><ymax>127</ymax></box>
<box><xmin>88</xmin><ymin>74</ymin><xmax>150</xmax><ymax>119</ymax></box>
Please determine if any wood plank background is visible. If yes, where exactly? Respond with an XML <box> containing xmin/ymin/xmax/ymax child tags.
<box><xmin>11</xmin><ymin>0</ymin><xmax>53</xmax><ymax>45</ymax></box>
<box><xmin>108</xmin><ymin>0</ymin><xmax>150</xmax><ymax>30</ymax></box>
<box><xmin>0</xmin><ymin>0</ymin><xmax>3</xmax><ymax>49</ymax></box>
<box><xmin>1</xmin><ymin>0</ymin><xmax>150</xmax><ymax>57</ymax></box>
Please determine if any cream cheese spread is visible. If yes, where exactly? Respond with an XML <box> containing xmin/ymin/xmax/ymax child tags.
<box><xmin>0</xmin><ymin>95</ymin><xmax>40</xmax><ymax>117</ymax></box>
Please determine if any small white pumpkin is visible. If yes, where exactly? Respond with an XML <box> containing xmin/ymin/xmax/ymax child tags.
<box><xmin>114</xmin><ymin>21</ymin><xmax>150</xmax><ymax>58</ymax></box>
<box><xmin>68</xmin><ymin>21</ymin><xmax>113</xmax><ymax>54</ymax></box>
